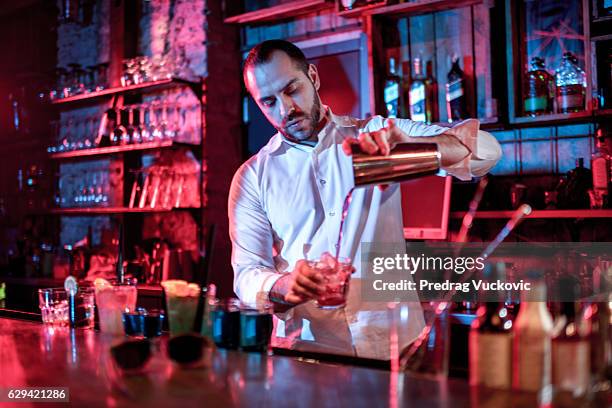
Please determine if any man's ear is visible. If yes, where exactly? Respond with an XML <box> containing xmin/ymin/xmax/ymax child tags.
<box><xmin>307</xmin><ymin>64</ymin><xmax>320</xmax><ymax>91</ymax></box>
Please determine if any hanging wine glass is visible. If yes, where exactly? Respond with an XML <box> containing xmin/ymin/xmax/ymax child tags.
<box><xmin>83</xmin><ymin>115</ymin><xmax>95</xmax><ymax>149</ymax></box>
<box><xmin>149</xmin><ymin>101</ymin><xmax>163</xmax><ymax>141</ymax></box>
<box><xmin>87</xmin><ymin>173</ymin><xmax>97</xmax><ymax>204</ymax></box>
<box><xmin>85</xmin><ymin>66</ymin><xmax>97</xmax><ymax>93</ymax></box>
<box><xmin>111</xmin><ymin>108</ymin><xmax>128</xmax><ymax>146</ymax></box>
<box><xmin>75</xmin><ymin>117</ymin><xmax>85</xmax><ymax>150</ymax></box>
<box><xmin>96</xmin><ymin>63</ymin><xmax>109</xmax><ymax>91</ymax></box>
<box><xmin>169</xmin><ymin>103</ymin><xmax>181</xmax><ymax>140</ymax></box>
<box><xmin>139</xmin><ymin>104</ymin><xmax>151</xmax><ymax>143</ymax></box>
<box><xmin>100</xmin><ymin>171</ymin><xmax>109</xmax><ymax>204</ymax></box>
<box><xmin>128</xmin><ymin>107</ymin><xmax>141</xmax><ymax>144</ymax></box>
<box><xmin>159</xmin><ymin>101</ymin><xmax>171</xmax><ymax>140</ymax></box>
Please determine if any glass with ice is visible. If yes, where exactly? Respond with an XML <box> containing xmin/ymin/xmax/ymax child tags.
<box><xmin>308</xmin><ymin>253</ymin><xmax>353</xmax><ymax>309</ymax></box>
<box><xmin>94</xmin><ymin>278</ymin><xmax>138</xmax><ymax>335</ymax></box>
<box><xmin>38</xmin><ymin>288</ymin><xmax>69</xmax><ymax>325</ymax></box>
<box><xmin>161</xmin><ymin>280</ymin><xmax>200</xmax><ymax>335</ymax></box>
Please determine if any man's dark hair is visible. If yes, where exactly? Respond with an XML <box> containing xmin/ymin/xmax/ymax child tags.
<box><xmin>243</xmin><ymin>40</ymin><xmax>309</xmax><ymax>87</ymax></box>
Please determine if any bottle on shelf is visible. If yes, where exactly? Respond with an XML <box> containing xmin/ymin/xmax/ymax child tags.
<box><xmin>555</xmin><ymin>52</ymin><xmax>586</xmax><ymax>114</ymax></box>
<box><xmin>469</xmin><ymin>263</ymin><xmax>514</xmax><ymax>389</ymax></box>
<box><xmin>556</xmin><ymin>158</ymin><xmax>593</xmax><ymax>209</ymax></box>
<box><xmin>425</xmin><ymin>60</ymin><xmax>438</xmax><ymax>124</ymax></box>
<box><xmin>409</xmin><ymin>57</ymin><xmax>428</xmax><ymax>123</ymax></box>
<box><xmin>590</xmin><ymin>128</ymin><xmax>610</xmax><ymax>209</ymax></box>
<box><xmin>446</xmin><ymin>55</ymin><xmax>466</xmax><ymax>123</ymax></box>
<box><xmin>523</xmin><ymin>57</ymin><xmax>554</xmax><ymax>116</ymax></box>
<box><xmin>551</xmin><ymin>277</ymin><xmax>590</xmax><ymax>397</ymax></box>
<box><xmin>401</xmin><ymin>60</ymin><xmax>411</xmax><ymax>118</ymax></box>
<box><xmin>583</xmin><ymin>299</ymin><xmax>611</xmax><ymax>387</ymax></box>
<box><xmin>384</xmin><ymin>57</ymin><xmax>401</xmax><ymax>119</ymax></box>
<box><xmin>512</xmin><ymin>276</ymin><xmax>553</xmax><ymax>392</ymax></box>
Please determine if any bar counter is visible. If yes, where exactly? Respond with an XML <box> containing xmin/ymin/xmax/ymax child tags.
<box><xmin>0</xmin><ymin>317</ymin><xmax>605</xmax><ymax>407</ymax></box>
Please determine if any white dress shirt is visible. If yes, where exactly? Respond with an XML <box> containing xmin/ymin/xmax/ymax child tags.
<box><xmin>228</xmin><ymin>108</ymin><xmax>502</xmax><ymax>360</ymax></box>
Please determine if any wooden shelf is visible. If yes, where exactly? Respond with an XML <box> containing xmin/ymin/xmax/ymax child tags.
<box><xmin>337</xmin><ymin>1</ymin><xmax>387</xmax><ymax>18</ymax></box>
<box><xmin>50</xmin><ymin>78</ymin><xmax>200</xmax><ymax>106</ymax></box>
<box><xmin>592</xmin><ymin>15</ymin><xmax>612</xmax><ymax>23</ymax></box>
<box><xmin>595</xmin><ymin>108</ymin><xmax>612</xmax><ymax>117</ymax></box>
<box><xmin>224</xmin><ymin>0</ymin><xmax>333</xmax><ymax>24</ymax></box>
<box><xmin>50</xmin><ymin>140</ymin><xmax>198</xmax><ymax>160</ymax></box>
<box><xmin>48</xmin><ymin>206</ymin><xmax>200</xmax><ymax>215</ymax></box>
<box><xmin>510</xmin><ymin>111</ymin><xmax>593</xmax><ymax>126</ymax></box>
<box><xmin>450</xmin><ymin>209</ymin><xmax>612</xmax><ymax>219</ymax></box>
<box><xmin>338</xmin><ymin>0</ymin><xmax>481</xmax><ymax>19</ymax></box>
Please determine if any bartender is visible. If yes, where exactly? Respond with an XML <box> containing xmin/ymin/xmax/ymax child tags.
<box><xmin>229</xmin><ymin>40</ymin><xmax>501</xmax><ymax>359</ymax></box>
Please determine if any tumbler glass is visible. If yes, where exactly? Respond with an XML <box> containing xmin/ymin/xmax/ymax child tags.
<box><xmin>308</xmin><ymin>254</ymin><xmax>352</xmax><ymax>309</ymax></box>
<box><xmin>161</xmin><ymin>280</ymin><xmax>200</xmax><ymax>336</ymax></box>
<box><xmin>94</xmin><ymin>278</ymin><xmax>138</xmax><ymax>335</ymax></box>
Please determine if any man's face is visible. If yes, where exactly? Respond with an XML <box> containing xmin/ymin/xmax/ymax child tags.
<box><xmin>245</xmin><ymin>51</ymin><xmax>322</xmax><ymax>142</ymax></box>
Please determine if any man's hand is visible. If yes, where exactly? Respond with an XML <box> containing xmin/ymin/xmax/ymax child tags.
<box><xmin>269</xmin><ymin>260</ymin><xmax>325</xmax><ymax>306</ymax></box>
<box><xmin>341</xmin><ymin>118</ymin><xmax>472</xmax><ymax>169</ymax></box>
<box><xmin>342</xmin><ymin>118</ymin><xmax>406</xmax><ymax>157</ymax></box>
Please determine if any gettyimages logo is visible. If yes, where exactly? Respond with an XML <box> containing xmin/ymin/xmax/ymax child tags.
<box><xmin>360</xmin><ymin>242</ymin><xmax>612</xmax><ymax>303</ymax></box>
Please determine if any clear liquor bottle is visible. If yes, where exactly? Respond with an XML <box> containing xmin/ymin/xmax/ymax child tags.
<box><xmin>555</xmin><ymin>52</ymin><xmax>586</xmax><ymax>113</ymax></box>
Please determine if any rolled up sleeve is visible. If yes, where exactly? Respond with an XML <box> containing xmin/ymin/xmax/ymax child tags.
<box><xmin>228</xmin><ymin>162</ymin><xmax>283</xmax><ymax>305</ymax></box>
<box><xmin>384</xmin><ymin>117</ymin><xmax>502</xmax><ymax>180</ymax></box>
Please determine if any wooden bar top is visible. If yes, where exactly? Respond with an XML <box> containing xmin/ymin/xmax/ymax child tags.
<box><xmin>0</xmin><ymin>318</ymin><xmax>605</xmax><ymax>407</ymax></box>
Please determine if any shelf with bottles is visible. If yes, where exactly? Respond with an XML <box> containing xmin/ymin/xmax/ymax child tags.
<box><xmin>223</xmin><ymin>0</ymin><xmax>333</xmax><ymax>24</ymax></box>
<box><xmin>505</xmin><ymin>0</ymin><xmax>595</xmax><ymax>125</ymax></box>
<box><xmin>48</xmin><ymin>78</ymin><xmax>201</xmax><ymax>107</ymax></box>
<box><xmin>374</xmin><ymin>3</ymin><xmax>496</xmax><ymax>125</ymax></box>
<box><xmin>339</xmin><ymin>0</ymin><xmax>481</xmax><ymax>18</ymax></box>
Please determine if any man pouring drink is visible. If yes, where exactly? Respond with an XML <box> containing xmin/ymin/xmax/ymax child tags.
<box><xmin>229</xmin><ymin>40</ymin><xmax>502</xmax><ymax>359</ymax></box>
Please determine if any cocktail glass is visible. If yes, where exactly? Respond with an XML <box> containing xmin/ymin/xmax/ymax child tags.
<box><xmin>94</xmin><ymin>278</ymin><xmax>138</xmax><ymax>335</ymax></box>
<box><xmin>38</xmin><ymin>287</ymin><xmax>95</xmax><ymax>328</ymax></box>
<box><xmin>38</xmin><ymin>288</ymin><xmax>69</xmax><ymax>325</ymax></box>
<box><xmin>161</xmin><ymin>280</ymin><xmax>200</xmax><ymax>336</ymax></box>
<box><xmin>308</xmin><ymin>253</ymin><xmax>352</xmax><ymax>309</ymax></box>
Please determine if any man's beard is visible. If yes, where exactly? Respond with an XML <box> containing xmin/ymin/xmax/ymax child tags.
<box><xmin>280</xmin><ymin>91</ymin><xmax>322</xmax><ymax>143</ymax></box>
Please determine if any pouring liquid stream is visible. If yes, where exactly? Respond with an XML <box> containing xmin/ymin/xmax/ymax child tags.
<box><xmin>334</xmin><ymin>187</ymin><xmax>354</xmax><ymax>262</ymax></box>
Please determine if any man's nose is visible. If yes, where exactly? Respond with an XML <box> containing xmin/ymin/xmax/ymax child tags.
<box><xmin>279</xmin><ymin>95</ymin><xmax>295</xmax><ymax>118</ymax></box>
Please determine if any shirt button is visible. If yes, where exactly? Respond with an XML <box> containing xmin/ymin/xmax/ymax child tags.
<box><xmin>329</xmin><ymin>211</ymin><xmax>335</xmax><ymax>217</ymax></box>
<box><xmin>320</xmin><ymin>179</ymin><xmax>326</xmax><ymax>185</ymax></box>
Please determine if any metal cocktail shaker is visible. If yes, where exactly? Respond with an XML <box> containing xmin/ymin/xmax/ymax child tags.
<box><xmin>351</xmin><ymin>143</ymin><xmax>440</xmax><ymax>187</ymax></box>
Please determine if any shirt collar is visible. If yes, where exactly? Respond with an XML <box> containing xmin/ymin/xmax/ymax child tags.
<box><xmin>267</xmin><ymin>106</ymin><xmax>359</xmax><ymax>154</ymax></box>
